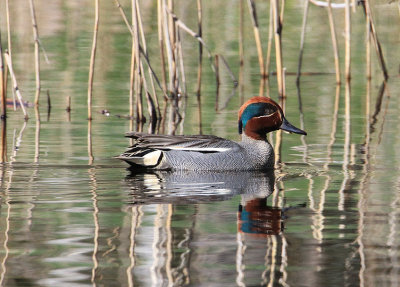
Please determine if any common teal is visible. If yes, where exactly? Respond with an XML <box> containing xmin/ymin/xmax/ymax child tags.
<box><xmin>117</xmin><ymin>96</ymin><xmax>306</xmax><ymax>171</ymax></box>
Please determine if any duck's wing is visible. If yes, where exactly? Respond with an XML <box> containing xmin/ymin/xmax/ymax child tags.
<box><xmin>116</xmin><ymin>133</ymin><xmax>240</xmax><ymax>169</ymax></box>
<box><xmin>124</xmin><ymin>132</ymin><xmax>239</xmax><ymax>153</ymax></box>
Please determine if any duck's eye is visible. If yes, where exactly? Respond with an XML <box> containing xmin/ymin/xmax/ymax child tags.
<box><xmin>263</xmin><ymin>103</ymin><xmax>277</xmax><ymax>115</ymax></box>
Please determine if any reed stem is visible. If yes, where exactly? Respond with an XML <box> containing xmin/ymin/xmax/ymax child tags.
<box><xmin>361</xmin><ymin>0</ymin><xmax>388</xmax><ymax>80</ymax></box>
<box><xmin>34</xmin><ymin>107</ymin><xmax>40</xmax><ymax>163</ymax></box>
<box><xmin>272</xmin><ymin>0</ymin><xmax>284</xmax><ymax>97</ymax></box>
<box><xmin>0</xmin><ymin>32</ymin><xmax>5</xmax><ymax>119</ymax></box>
<box><xmin>327</xmin><ymin>0</ymin><xmax>341</xmax><ymax>84</ymax></box>
<box><xmin>265</xmin><ymin>2</ymin><xmax>273</xmax><ymax>96</ymax></box>
<box><xmin>246</xmin><ymin>0</ymin><xmax>265</xmax><ymax>78</ymax></box>
<box><xmin>215</xmin><ymin>55</ymin><xmax>220</xmax><ymax>111</ymax></box>
<box><xmin>344</xmin><ymin>0</ymin><xmax>351</xmax><ymax>81</ymax></box>
<box><xmin>4</xmin><ymin>52</ymin><xmax>28</xmax><ymax>119</ymax></box>
<box><xmin>6</xmin><ymin>0</ymin><xmax>15</xmax><ymax>110</ymax></box>
<box><xmin>0</xmin><ymin>119</ymin><xmax>6</xmax><ymax>163</ymax></box>
<box><xmin>196</xmin><ymin>0</ymin><xmax>203</xmax><ymax>96</ymax></box>
<box><xmin>158</xmin><ymin>0</ymin><xmax>168</xmax><ymax>98</ymax></box>
<box><xmin>29</xmin><ymin>0</ymin><xmax>41</xmax><ymax>106</ymax></box>
<box><xmin>365</xmin><ymin>2</ymin><xmax>371</xmax><ymax>80</ymax></box>
<box><xmin>296</xmin><ymin>0</ymin><xmax>309</xmax><ymax>84</ymax></box>
<box><xmin>132</xmin><ymin>0</ymin><xmax>143</xmax><ymax>123</ymax></box>
<box><xmin>135</xmin><ymin>0</ymin><xmax>161</xmax><ymax>118</ymax></box>
<box><xmin>88</xmin><ymin>0</ymin><xmax>99</xmax><ymax>120</ymax></box>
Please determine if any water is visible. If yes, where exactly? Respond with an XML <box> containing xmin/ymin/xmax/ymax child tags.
<box><xmin>1</xmin><ymin>1</ymin><xmax>400</xmax><ymax>286</ymax></box>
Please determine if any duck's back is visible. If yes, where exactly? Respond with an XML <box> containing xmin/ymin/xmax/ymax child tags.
<box><xmin>117</xmin><ymin>133</ymin><xmax>274</xmax><ymax>171</ymax></box>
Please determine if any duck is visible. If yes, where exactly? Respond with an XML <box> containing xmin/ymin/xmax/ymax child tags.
<box><xmin>116</xmin><ymin>96</ymin><xmax>306</xmax><ymax>171</ymax></box>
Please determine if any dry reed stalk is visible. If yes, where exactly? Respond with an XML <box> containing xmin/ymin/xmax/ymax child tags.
<box><xmin>239</xmin><ymin>0</ymin><xmax>244</xmax><ymax>102</ymax></box>
<box><xmin>34</xmin><ymin>107</ymin><xmax>40</xmax><ymax>163</ymax></box>
<box><xmin>88</xmin><ymin>0</ymin><xmax>99</xmax><ymax>120</ymax></box>
<box><xmin>4</xmin><ymin>52</ymin><xmax>28</xmax><ymax>119</ymax></box>
<box><xmin>344</xmin><ymin>0</ymin><xmax>351</xmax><ymax>81</ymax></box>
<box><xmin>327</xmin><ymin>0</ymin><xmax>341</xmax><ymax>84</ymax></box>
<box><xmin>0</xmin><ymin>119</ymin><xmax>6</xmax><ymax>163</ymax></box>
<box><xmin>157</xmin><ymin>0</ymin><xmax>168</xmax><ymax>97</ymax></box>
<box><xmin>88</xmin><ymin>119</ymin><xmax>94</xmax><ymax>165</ymax></box>
<box><xmin>139</xmin><ymin>60</ymin><xmax>157</xmax><ymax>121</ymax></box>
<box><xmin>215</xmin><ymin>55</ymin><xmax>220</xmax><ymax>111</ymax></box>
<box><xmin>165</xmin><ymin>7</ymin><xmax>237</xmax><ymax>87</ymax></box>
<box><xmin>162</xmin><ymin>0</ymin><xmax>177</xmax><ymax>97</ymax></box>
<box><xmin>196</xmin><ymin>0</ymin><xmax>203</xmax><ymax>96</ymax></box>
<box><xmin>0</xmin><ymin>32</ymin><xmax>5</xmax><ymax>119</ymax></box>
<box><xmin>274</xmin><ymin>69</ymin><xmax>287</xmax><ymax>166</ymax></box>
<box><xmin>272</xmin><ymin>0</ymin><xmax>284</xmax><ymax>97</ymax></box>
<box><xmin>365</xmin><ymin>4</ymin><xmax>371</xmax><ymax>80</ymax></box>
<box><xmin>66</xmin><ymin>95</ymin><xmax>71</xmax><ymax>113</ymax></box>
<box><xmin>176</xmin><ymin>29</ymin><xmax>187</xmax><ymax>97</ymax></box>
<box><xmin>135</xmin><ymin>0</ymin><xmax>161</xmax><ymax>118</ymax></box>
<box><xmin>218</xmin><ymin>55</ymin><xmax>237</xmax><ymax>84</ymax></box>
<box><xmin>46</xmin><ymin>90</ymin><xmax>51</xmax><ymax>121</ymax></box>
<box><xmin>114</xmin><ymin>0</ymin><xmax>165</xmax><ymax>115</ymax></box>
<box><xmin>361</xmin><ymin>0</ymin><xmax>388</xmax><ymax>80</ymax></box>
<box><xmin>6</xmin><ymin>0</ymin><xmax>16</xmax><ymax>110</ymax></box>
<box><xmin>265</xmin><ymin>3</ymin><xmax>273</xmax><ymax>94</ymax></box>
<box><xmin>29</xmin><ymin>0</ymin><xmax>41</xmax><ymax>106</ymax></box>
<box><xmin>132</xmin><ymin>0</ymin><xmax>144</xmax><ymax>123</ymax></box>
<box><xmin>296</xmin><ymin>0</ymin><xmax>309</xmax><ymax>84</ymax></box>
<box><xmin>246</xmin><ymin>0</ymin><xmax>265</xmax><ymax>78</ymax></box>
<box><xmin>129</xmin><ymin>42</ymin><xmax>136</xmax><ymax>120</ymax></box>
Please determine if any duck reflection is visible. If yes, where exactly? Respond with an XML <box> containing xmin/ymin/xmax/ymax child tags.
<box><xmin>125</xmin><ymin>169</ymin><xmax>283</xmax><ymax>236</ymax></box>
<box><xmin>238</xmin><ymin>197</ymin><xmax>283</xmax><ymax>237</ymax></box>
<box><xmin>122</xmin><ymin>170</ymin><xmax>287</xmax><ymax>286</ymax></box>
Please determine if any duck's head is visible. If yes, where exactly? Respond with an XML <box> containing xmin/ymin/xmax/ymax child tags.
<box><xmin>238</xmin><ymin>97</ymin><xmax>307</xmax><ymax>140</ymax></box>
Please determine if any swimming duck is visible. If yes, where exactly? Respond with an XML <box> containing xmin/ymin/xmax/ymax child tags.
<box><xmin>117</xmin><ymin>96</ymin><xmax>306</xmax><ymax>171</ymax></box>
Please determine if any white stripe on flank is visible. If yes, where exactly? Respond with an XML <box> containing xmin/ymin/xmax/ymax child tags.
<box><xmin>165</xmin><ymin>146</ymin><xmax>230</xmax><ymax>152</ymax></box>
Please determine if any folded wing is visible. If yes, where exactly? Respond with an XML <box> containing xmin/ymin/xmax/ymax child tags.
<box><xmin>116</xmin><ymin>132</ymin><xmax>240</xmax><ymax>168</ymax></box>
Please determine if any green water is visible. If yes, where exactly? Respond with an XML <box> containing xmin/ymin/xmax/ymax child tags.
<box><xmin>1</xmin><ymin>1</ymin><xmax>400</xmax><ymax>286</ymax></box>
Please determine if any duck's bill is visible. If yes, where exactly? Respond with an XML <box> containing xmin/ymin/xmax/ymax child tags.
<box><xmin>280</xmin><ymin>117</ymin><xmax>307</xmax><ymax>135</ymax></box>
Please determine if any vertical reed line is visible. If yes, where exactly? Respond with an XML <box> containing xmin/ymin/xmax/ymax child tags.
<box><xmin>327</xmin><ymin>0</ymin><xmax>341</xmax><ymax>84</ymax></box>
<box><xmin>158</xmin><ymin>0</ymin><xmax>168</xmax><ymax>98</ymax></box>
<box><xmin>89</xmin><ymin>168</ymin><xmax>99</xmax><ymax>282</ymax></box>
<box><xmin>272</xmin><ymin>0</ymin><xmax>284</xmax><ymax>97</ymax></box>
<box><xmin>129</xmin><ymin>15</ymin><xmax>136</xmax><ymax>126</ymax></box>
<box><xmin>365</xmin><ymin>3</ymin><xmax>371</xmax><ymax>80</ymax></box>
<box><xmin>135</xmin><ymin>0</ymin><xmax>161</xmax><ymax>118</ymax></box>
<box><xmin>0</xmin><ymin>32</ymin><xmax>5</xmax><ymax>119</ymax></box>
<box><xmin>46</xmin><ymin>90</ymin><xmax>51</xmax><ymax>121</ymax></box>
<box><xmin>246</xmin><ymin>0</ymin><xmax>265</xmax><ymax>78</ymax></box>
<box><xmin>28</xmin><ymin>0</ymin><xmax>41</xmax><ymax>106</ymax></box>
<box><xmin>265</xmin><ymin>3</ymin><xmax>273</xmax><ymax>96</ymax></box>
<box><xmin>132</xmin><ymin>0</ymin><xmax>143</xmax><ymax>124</ymax></box>
<box><xmin>88</xmin><ymin>119</ymin><xmax>94</xmax><ymax>164</ymax></box>
<box><xmin>88</xmin><ymin>0</ymin><xmax>99</xmax><ymax>120</ymax></box>
<box><xmin>0</xmin><ymin>120</ymin><xmax>6</xmax><ymax>163</ymax></box>
<box><xmin>296</xmin><ymin>0</ymin><xmax>309</xmax><ymax>84</ymax></box>
<box><xmin>34</xmin><ymin>107</ymin><xmax>40</xmax><ymax>163</ymax></box>
<box><xmin>163</xmin><ymin>0</ymin><xmax>176</xmax><ymax>97</ymax></box>
<box><xmin>344</xmin><ymin>0</ymin><xmax>351</xmax><ymax>81</ymax></box>
<box><xmin>215</xmin><ymin>55</ymin><xmax>220</xmax><ymax>111</ymax></box>
<box><xmin>361</xmin><ymin>0</ymin><xmax>388</xmax><ymax>80</ymax></box>
<box><xmin>239</xmin><ymin>0</ymin><xmax>244</xmax><ymax>102</ymax></box>
<box><xmin>6</xmin><ymin>0</ymin><xmax>15</xmax><ymax>110</ymax></box>
<box><xmin>196</xmin><ymin>0</ymin><xmax>203</xmax><ymax>96</ymax></box>
<box><xmin>176</xmin><ymin>29</ymin><xmax>187</xmax><ymax>97</ymax></box>
<box><xmin>196</xmin><ymin>0</ymin><xmax>204</xmax><ymax>132</ymax></box>
<box><xmin>4</xmin><ymin>53</ymin><xmax>28</xmax><ymax>119</ymax></box>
